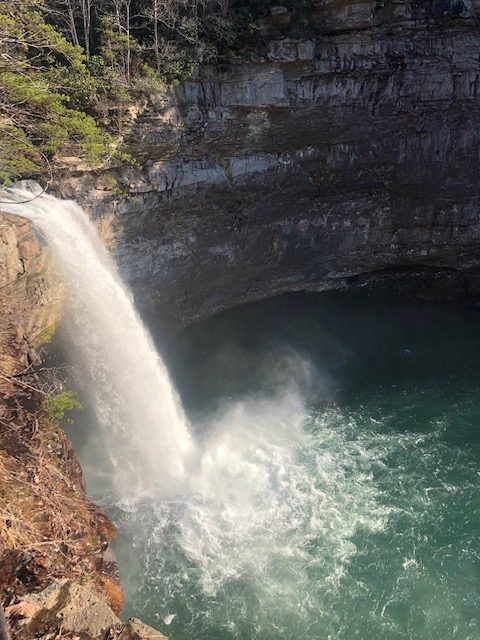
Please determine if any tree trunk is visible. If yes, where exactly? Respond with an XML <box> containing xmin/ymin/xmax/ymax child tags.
<box><xmin>80</xmin><ymin>0</ymin><xmax>91</xmax><ymax>57</ymax></box>
<box><xmin>153</xmin><ymin>0</ymin><xmax>160</xmax><ymax>71</ymax></box>
<box><xmin>66</xmin><ymin>0</ymin><xmax>80</xmax><ymax>46</ymax></box>
<box><xmin>125</xmin><ymin>0</ymin><xmax>131</xmax><ymax>84</ymax></box>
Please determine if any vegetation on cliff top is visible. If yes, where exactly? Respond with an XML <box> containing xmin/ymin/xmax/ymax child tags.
<box><xmin>0</xmin><ymin>0</ymin><xmax>313</xmax><ymax>185</ymax></box>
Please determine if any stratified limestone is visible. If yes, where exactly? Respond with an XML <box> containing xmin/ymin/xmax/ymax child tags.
<box><xmin>54</xmin><ymin>0</ymin><xmax>480</xmax><ymax>326</ymax></box>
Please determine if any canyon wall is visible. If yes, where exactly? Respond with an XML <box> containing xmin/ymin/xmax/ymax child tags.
<box><xmin>0</xmin><ymin>2</ymin><xmax>478</xmax><ymax>632</ymax></box>
<box><xmin>57</xmin><ymin>0</ymin><xmax>480</xmax><ymax>325</ymax></box>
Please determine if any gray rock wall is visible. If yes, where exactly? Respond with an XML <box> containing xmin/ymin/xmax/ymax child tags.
<box><xmin>59</xmin><ymin>0</ymin><xmax>480</xmax><ymax>325</ymax></box>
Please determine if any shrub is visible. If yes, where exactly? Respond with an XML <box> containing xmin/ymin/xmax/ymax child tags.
<box><xmin>42</xmin><ymin>390</ymin><xmax>81</xmax><ymax>420</ymax></box>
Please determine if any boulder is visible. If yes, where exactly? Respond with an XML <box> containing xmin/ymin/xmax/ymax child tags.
<box><xmin>11</xmin><ymin>580</ymin><xmax>167</xmax><ymax>639</ymax></box>
<box><xmin>121</xmin><ymin>618</ymin><xmax>168</xmax><ymax>640</ymax></box>
<box><xmin>16</xmin><ymin>579</ymin><xmax>119</xmax><ymax>638</ymax></box>
<box><xmin>261</xmin><ymin>5</ymin><xmax>291</xmax><ymax>36</ymax></box>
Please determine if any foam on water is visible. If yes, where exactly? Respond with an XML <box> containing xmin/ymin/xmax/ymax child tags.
<box><xmin>113</xmin><ymin>384</ymin><xmax>480</xmax><ymax>640</ymax></box>
<box><xmin>113</xmin><ymin>393</ymin><xmax>391</xmax><ymax>639</ymax></box>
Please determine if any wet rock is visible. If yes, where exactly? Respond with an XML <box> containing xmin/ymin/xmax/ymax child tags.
<box><xmin>100</xmin><ymin>575</ymin><xmax>125</xmax><ymax>616</ymax></box>
<box><xmin>0</xmin><ymin>213</ymin><xmax>62</xmax><ymax>344</ymax></box>
<box><xmin>0</xmin><ymin>214</ymin><xmax>41</xmax><ymax>288</ymax></box>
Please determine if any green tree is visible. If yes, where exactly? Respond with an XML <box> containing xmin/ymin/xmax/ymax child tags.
<box><xmin>0</xmin><ymin>0</ymin><xmax>112</xmax><ymax>184</ymax></box>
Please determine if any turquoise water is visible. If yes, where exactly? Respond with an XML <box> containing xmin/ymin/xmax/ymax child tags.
<box><xmin>109</xmin><ymin>294</ymin><xmax>480</xmax><ymax>639</ymax></box>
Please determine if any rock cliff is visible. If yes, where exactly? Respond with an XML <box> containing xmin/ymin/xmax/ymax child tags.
<box><xmin>0</xmin><ymin>216</ymin><xmax>127</xmax><ymax>637</ymax></box>
<box><xmin>54</xmin><ymin>0</ymin><xmax>480</xmax><ymax>325</ymax></box>
<box><xmin>2</xmin><ymin>1</ymin><xmax>479</xmax><ymax>634</ymax></box>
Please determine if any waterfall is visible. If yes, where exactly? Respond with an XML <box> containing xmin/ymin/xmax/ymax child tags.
<box><xmin>7</xmin><ymin>183</ymin><xmax>460</xmax><ymax>640</ymax></box>
<box><xmin>2</xmin><ymin>182</ymin><xmax>193</xmax><ymax>499</ymax></box>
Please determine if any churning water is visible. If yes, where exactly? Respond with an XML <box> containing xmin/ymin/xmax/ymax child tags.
<box><xmin>5</xmin><ymin>185</ymin><xmax>480</xmax><ymax>639</ymax></box>
<box><xmin>113</xmin><ymin>295</ymin><xmax>480</xmax><ymax>640</ymax></box>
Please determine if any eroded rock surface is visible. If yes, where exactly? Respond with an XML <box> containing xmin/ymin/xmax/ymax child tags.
<box><xmin>0</xmin><ymin>217</ymin><xmax>126</xmax><ymax>636</ymax></box>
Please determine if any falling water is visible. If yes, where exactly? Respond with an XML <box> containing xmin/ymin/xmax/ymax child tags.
<box><xmin>2</xmin><ymin>182</ymin><xmax>193</xmax><ymax>498</ymax></box>
<box><xmin>1</xmin><ymin>182</ymin><xmax>390</xmax><ymax>638</ymax></box>
<box><xmin>4</xmin><ymin>183</ymin><xmax>480</xmax><ymax>640</ymax></box>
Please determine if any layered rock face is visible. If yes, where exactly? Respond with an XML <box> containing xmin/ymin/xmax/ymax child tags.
<box><xmin>61</xmin><ymin>0</ymin><xmax>480</xmax><ymax>325</ymax></box>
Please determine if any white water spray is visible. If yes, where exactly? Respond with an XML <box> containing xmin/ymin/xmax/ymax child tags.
<box><xmin>3</xmin><ymin>182</ymin><xmax>193</xmax><ymax>498</ymax></box>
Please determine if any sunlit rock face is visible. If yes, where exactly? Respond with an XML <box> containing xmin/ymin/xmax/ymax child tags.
<box><xmin>0</xmin><ymin>213</ymin><xmax>62</xmax><ymax>342</ymax></box>
<box><xmin>61</xmin><ymin>0</ymin><xmax>480</xmax><ymax>325</ymax></box>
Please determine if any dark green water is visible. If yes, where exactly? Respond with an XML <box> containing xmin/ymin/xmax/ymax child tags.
<box><xmin>109</xmin><ymin>294</ymin><xmax>480</xmax><ymax>639</ymax></box>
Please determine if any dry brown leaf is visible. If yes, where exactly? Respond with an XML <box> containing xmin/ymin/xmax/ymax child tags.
<box><xmin>5</xmin><ymin>600</ymin><xmax>38</xmax><ymax>619</ymax></box>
